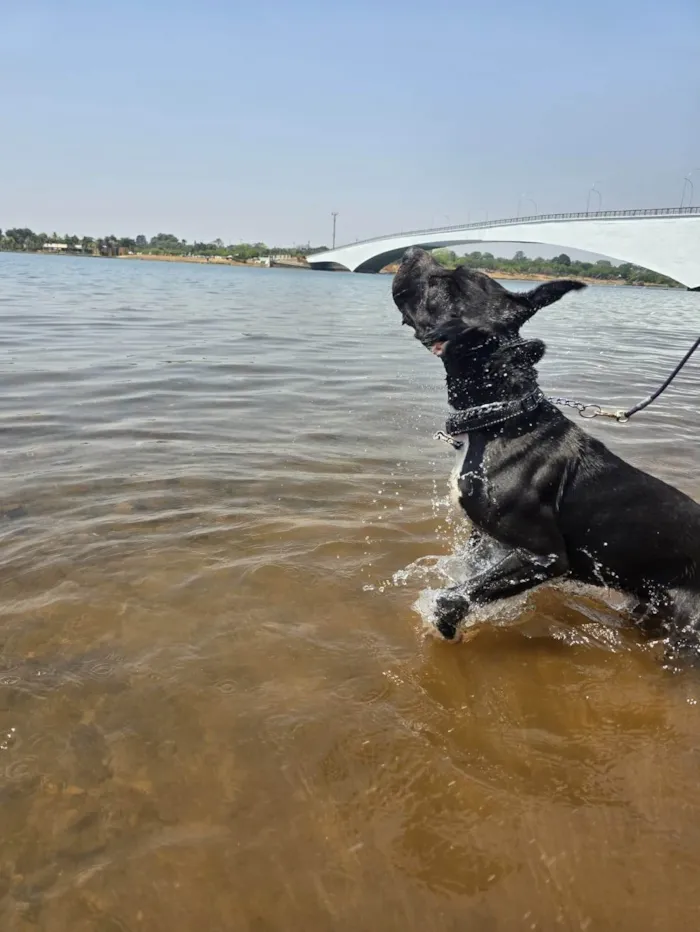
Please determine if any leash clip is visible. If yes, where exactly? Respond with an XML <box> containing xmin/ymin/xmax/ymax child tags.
<box><xmin>598</xmin><ymin>408</ymin><xmax>629</xmax><ymax>423</ymax></box>
<box><xmin>434</xmin><ymin>430</ymin><xmax>464</xmax><ymax>450</ymax></box>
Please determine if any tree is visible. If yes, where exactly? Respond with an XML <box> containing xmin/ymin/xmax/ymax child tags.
<box><xmin>432</xmin><ymin>249</ymin><xmax>458</xmax><ymax>267</ymax></box>
<box><xmin>97</xmin><ymin>235</ymin><xmax>120</xmax><ymax>257</ymax></box>
<box><xmin>3</xmin><ymin>228</ymin><xmax>44</xmax><ymax>251</ymax></box>
<box><xmin>513</xmin><ymin>250</ymin><xmax>526</xmax><ymax>262</ymax></box>
<box><xmin>553</xmin><ymin>253</ymin><xmax>571</xmax><ymax>266</ymax></box>
<box><xmin>149</xmin><ymin>233</ymin><xmax>184</xmax><ymax>254</ymax></box>
<box><xmin>135</xmin><ymin>234</ymin><xmax>147</xmax><ymax>248</ymax></box>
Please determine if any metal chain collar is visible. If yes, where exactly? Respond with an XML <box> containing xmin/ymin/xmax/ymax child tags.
<box><xmin>434</xmin><ymin>394</ymin><xmax>628</xmax><ymax>449</ymax></box>
<box><xmin>433</xmin><ymin>334</ymin><xmax>698</xmax><ymax>446</ymax></box>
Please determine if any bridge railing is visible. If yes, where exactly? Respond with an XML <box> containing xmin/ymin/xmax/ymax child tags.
<box><xmin>331</xmin><ymin>206</ymin><xmax>700</xmax><ymax>251</ymax></box>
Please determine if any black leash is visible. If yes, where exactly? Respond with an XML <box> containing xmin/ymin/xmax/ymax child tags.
<box><xmin>621</xmin><ymin>334</ymin><xmax>700</xmax><ymax>419</ymax></box>
<box><xmin>551</xmin><ymin>334</ymin><xmax>700</xmax><ymax>424</ymax></box>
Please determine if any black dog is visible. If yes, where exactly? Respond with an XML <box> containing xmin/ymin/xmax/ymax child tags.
<box><xmin>393</xmin><ymin>247</ymin><xmax>700</xmax><ymax>660</ymax></box>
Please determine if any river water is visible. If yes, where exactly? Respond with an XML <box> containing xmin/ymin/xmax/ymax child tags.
<box><xmin>0</xmin><ymin>251</ymin><xmax>699</xmax><ymax>931</ymax></box>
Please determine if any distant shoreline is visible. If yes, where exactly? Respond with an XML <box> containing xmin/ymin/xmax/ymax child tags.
<box><xmin>483</xmin><ymin>270</ymin><xmax>667</xmax><ymax>288</ymax></box>
<box><xmin>482</xmin><ymin>269</ymin><xmax>667</xmax><ymax>287</ymax></box>
<box><xmin>378</xmin><ymin>263</ymin><xmax>672</xmax><ymax>288</ymax></box>
<box><xmin>114</xmin><ymin>253</ymin><xmax>310</xmax><ymax>270</ymax></box>
<box><xmin>116</xmin><ymin>253</ymin><xmax>250</xmax><ymax>267</ymax></box>
<box><xmin>118</xmin><ymin>254</ymin><xmax>671</xmax><ymax>285</ymax></box>
<box><xmin>0</xmin><ymin>249</ymin><xmax>677</xmax><ymax>287</ymax></box>
<box><xmin>118</xmin><ymin>254</ymin><xmax>644</xmax><ymax>285</ymax></box>
<box><xmin>1</xmin><ymin>227</ymin><xmax>684</xmax><ymax>287</ymax></box>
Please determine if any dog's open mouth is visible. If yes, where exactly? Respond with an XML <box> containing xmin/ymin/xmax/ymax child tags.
<box><xmin>430</xmin><ymin>341</ymin><xmax>447</xmax><ymax>357</ymax></box>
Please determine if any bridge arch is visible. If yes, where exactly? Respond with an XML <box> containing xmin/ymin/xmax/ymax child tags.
<box><xmin>307</xmin><ymin>209</ymin><xmax>700</xmax><ymax>289</ymax></box>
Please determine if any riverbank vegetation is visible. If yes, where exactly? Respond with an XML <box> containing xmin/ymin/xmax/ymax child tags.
<box><xmin>0</xmin><ymin>228</ymin><xmax>325</xmax><ymax>261</ymax></box>
<box><xmin>431</xmin><ymin>249</ymin><xmax>679</xmax><ymax>287</ymax></box>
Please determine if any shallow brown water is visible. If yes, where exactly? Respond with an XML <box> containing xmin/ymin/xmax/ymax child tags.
<box><xmin>0</xmin><ymin>252</ymin><xmax>699</xmax><ymax>931</ymax></box>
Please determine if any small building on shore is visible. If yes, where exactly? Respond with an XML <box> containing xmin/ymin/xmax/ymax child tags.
<box><xmin>42</xmin><ymin>242</ymin><xmax>85</xmax><ymax>253</ymax></box>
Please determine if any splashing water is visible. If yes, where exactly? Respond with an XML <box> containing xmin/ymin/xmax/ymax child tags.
<box><xmin>390</xmin><ymin>526</ymin><xmax>531</xmax><ymax>639</ymax></box>
<box><xmin>390</xmin><ymin>518</ymin><xmax>649</xmax><ymax>653</ymax></box>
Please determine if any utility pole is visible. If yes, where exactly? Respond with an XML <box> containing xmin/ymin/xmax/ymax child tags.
<box><xmin>517</xmin><ymin>195</ymin><xmax>538</xmax><ymax>218</ymax></box>
<box><xmin>586</xmin><ymin>183</ymin><xmax>602</xmax><ymax>214</ymax></box>
<box><xmin>331</xmin><ymin>212</ymin><xmax>338</xmax><ymax>249</ymax></box>
<box><xmin>681</xmin><ymin>170</ymin><xmax>700</xmax><ymax>208</ymax></box>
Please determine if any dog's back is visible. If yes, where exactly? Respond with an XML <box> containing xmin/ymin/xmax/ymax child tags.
<box><xmin>558</xmin><ymin>414</ymin><xmax>700</xmax><ymax>634</ymax></box>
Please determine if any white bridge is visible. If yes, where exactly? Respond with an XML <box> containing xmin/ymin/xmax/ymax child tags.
<box><xmin>307</xmin><ymin>208</ymin><xmax>700</xmax><ymax>289</ymax></box>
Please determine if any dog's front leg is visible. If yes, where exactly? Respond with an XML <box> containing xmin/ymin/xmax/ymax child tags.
<box><xmin>433</xmin><ymin>530</ymin><xmax>569</xmax><ymax>641</ymax></box>
<box><xmin>468</xmin><ymin>547</ymin><xmax>568</xmax><ymax>604</ymax></box>
<box><xmin>429</xmin><ymin>530</ymin><xmax>512</xmax><ymax>640</ymax></box>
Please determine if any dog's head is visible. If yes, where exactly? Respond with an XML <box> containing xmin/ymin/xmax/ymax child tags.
<box><xmin>392</xmin><ymin>247</ymin><xmax>586</xmax><ymax>359</ymax></box>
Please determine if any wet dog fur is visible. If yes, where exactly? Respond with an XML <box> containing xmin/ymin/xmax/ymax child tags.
<box><xmin>392</xmin><ymin>247</ymin><xmax>700</xmax><ymax>662</ymax></box>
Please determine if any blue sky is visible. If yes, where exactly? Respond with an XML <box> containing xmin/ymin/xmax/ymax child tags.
<box><xmin>1</xmin><ymin>0</ymin><xmax>698</xmax><ymax>248</ymax></box>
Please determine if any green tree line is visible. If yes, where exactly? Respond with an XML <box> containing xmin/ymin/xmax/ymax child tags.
<box><xmin>431</xmin><ymin>249</ymin><xmax>679</xmax><ymax>287</ymax></box>
<box><xmin>0</xmin><ymin>228</ymin><xmax>327</xmax><ymax>261</ymax></box>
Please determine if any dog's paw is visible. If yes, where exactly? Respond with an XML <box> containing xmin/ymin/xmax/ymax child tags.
<box><xmin>433</xmin><ymin>590</ymin><xmax>471</xmax><ymax>643</ymax></box>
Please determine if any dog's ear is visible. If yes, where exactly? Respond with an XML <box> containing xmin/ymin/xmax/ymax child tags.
<box><xmin>524</xmin><ymin>279</ymin><xmax>587</xmax><ymax>310</ymax></box>
<box><xmin>508</xmin><ymin>280</ymin><xmax>586</xmax><ymax>327</ymax></box>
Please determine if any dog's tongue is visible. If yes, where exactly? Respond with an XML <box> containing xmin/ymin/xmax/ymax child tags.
<box><xmin>431</xmin><ymin>342</ymin><xmax>446</xmax><ymax>356</ymax></box>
